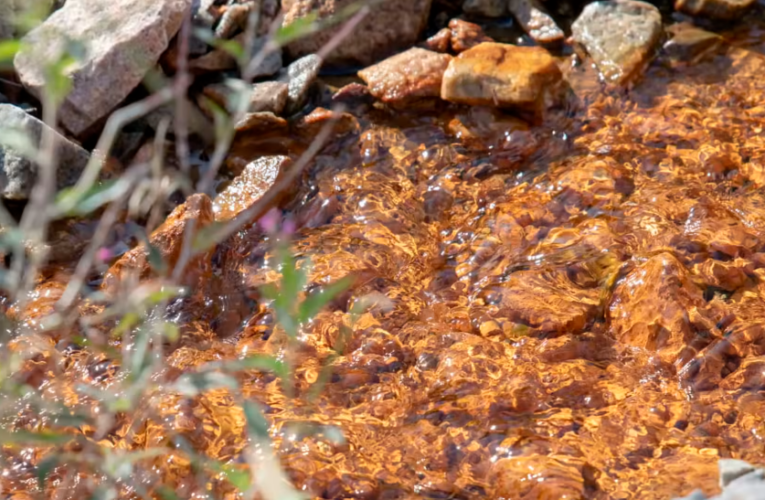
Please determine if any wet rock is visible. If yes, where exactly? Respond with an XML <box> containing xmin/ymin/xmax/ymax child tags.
<box><xmin>233</xmin><ymin>111</ymin><xmax>288</xmax><ymax>134</ymax></box>
<box><xmin>331</xmin><ymin>83</ymin><xmax>375</xmax><ymax>114</ymax></box>
<box><xmin>487</xmin><ymin>270</ymin><xmax>601</xmax><ymax>335</ymax></box>
<box><xmin>102</xmin><ymin>193</ymin><xmax>214</xmax><ymax>293</ymax></box>
<box><xmin>461</xmin><ymin>0</ymin><xmax>506</xmax><ymax>17</ymax></box>
<box><xmin>571</xmin><ymin>0</ymin><xmax>663</xmax><ymax>85</ymax></box>
<box><xmin>291</xmin><ymin>107</ymin><xmax>359</xmax><ymax>142</ymax></box>
<box><xmin>281</xmin><ymin>0</ymin><xmax>432</xmax><ymax>67</ymax></box>
<box><xmin>358</xmin><ymin>48</ymin><xmax>451</xmax><ymax>107</ymax></box>
<box><xmin>226</xmin><ymin>112</ymin><xmax>289</xmax><ymax>171</ymax></box>
<box><xmin>213</xmin><ymin>155</ymin><xmax>292</xmax><ymax>221</ymax></box>
<box><xmin>15</xmin><ymin>0</ymin><xmax>192</xmax><ymax>136</ymax></box>
<box><xmin>0</xmin><ymin>104</ymin><xmax>91</xmax><ymax>200</ymax></box>
<box><xmin>608</xmin><ymin>253</ymin><xmax>706</xmax><ymax>363</ymax></box>
<box><xmin>674</xmin><ymin>0</ymin><xmax>756</xmax><ymax>20</ymax></box>
<box><xmin>448</xmin><ymin>18</ymin><xmax>493</xmax><ymax>53</ymax></box>
<box><xmin>663</xmin><ymin>24</ymin><xmax>722</xmax><ymax>65</ymax></box>
<box><xmin>682</xmin><ymin>201</ymin><xmax>758</xmax><ymax>258</ymax></box>
<box><xmin>277</xmin><ymin>54</ymin><xmax>322</xmax><ymax>115</ymax></box>
<box><xmin>441</xmin><ymin>43</ymin><xmax>566</xmax><ymax>117</ymax></box>
<box><xmin>423</xmin><ymin>27</ymin><xmax>452</xmax><ymax>53</ymax></box>
<box><xmin>507</xmin><ymin>0</ymin><xmax>564</xmax><ymax>44</ymax></box>
<box><xmin>447</xmin><ymin>106</ymin><xmax>530</xmax><ymax>151</ymax></box>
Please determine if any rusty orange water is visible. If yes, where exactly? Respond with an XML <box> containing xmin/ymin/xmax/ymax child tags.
<box><xmin>4</xmin><ymin>16</ymin><xmax>765</xmax><ymax>500</ymax></box>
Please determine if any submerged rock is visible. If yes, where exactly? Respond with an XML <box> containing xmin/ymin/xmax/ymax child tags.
<box><xmin>674</xmin><ymin>0</ymin><xmax>756</xmax><ymax>20</ymax></box>
<box><xmin>664</xmin><ymin>24</ymin><xmax>722</xmax><ymax>66</ymax></box>
<box><xmin>213</xmin><ymin>155</ymin><xmax>292</xmax><ymax>221</ymax></box>
<box><xmin>102</xmin><ymin>193</ymin><xmax>214</xmax><ymax>293</ymax></box>
<box><xmin>507</xmin><ymin>0</ymin><xmax>564</xmax><ymax>44</ymax></box>
<box><xmin>277</xmin><ymin>54</ymin><xmax>322</xmax><ymax>115</ymax></box>
<box><xmin>674</xmin><ymin>459</ymin><xmax>765</xmax><ymax>499</ymax></box>
<box><xmin>571</xmin><ymin>0</ymin><xmax>663</xmax><ymax>84</ymax></box>
<box><xmin>15</xmin><ymin>0</ymin><xmax>192</xmax><ymax>136</ymax></box>
<box><xmin>281</xmin><ymin>0</ymin><xmax>432</xmax><ymax>67</ymax></box>
<box><xmin>441</xmin><ymin>43</ymin><xmax>566</xmax><ymax>117</ymax></box>
<box><xmin>0</xmin><ymin>104</ymin><xmax>91</xmax><ymax>200</ymax></box>
<box><xmin>358</xmin><ymin>48</ymin><xmax>451</xmax><ymax>107</ymax></box>
<box><xmin>608</xmin><ymin>253</ymin><xmax>706</xmax><ymax>364</ymax></box>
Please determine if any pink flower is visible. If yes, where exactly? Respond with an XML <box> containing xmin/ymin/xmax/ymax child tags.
<box><xmin>259</xmin><ymin>207</ymin><xmax>280</xmax><ymax>234</ymax></box>
<box><xmin>97</xmin><ymin>247</ymin><xmax>112</xmax><ymax>263</ymax></box>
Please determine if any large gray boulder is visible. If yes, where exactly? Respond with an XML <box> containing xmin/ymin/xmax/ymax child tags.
<box><xmin>14</xmin><ymin>0</ymin><xmax>192</xmax><ymax>136</ymax></box>
<box><xmin>0</xmin><ymin>104</ymin><xmax>90</xmax><ymax>200</ymax></box>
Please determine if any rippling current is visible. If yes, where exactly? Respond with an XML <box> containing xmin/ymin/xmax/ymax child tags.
<box><xmin>4</xmin><ymin>15</ymin><xmax>765</xmax><ymax>500</ymax></box>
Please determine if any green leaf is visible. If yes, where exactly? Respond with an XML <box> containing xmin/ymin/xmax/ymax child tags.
<box><xmin>229</xmin><ymin>355</ymin><xmax>288</xmax><ymax>379</ymax></box>
<box><xmin>174</xmin><ymin>372</ymin><xmax>238</xmax><ymax>397</ymax></box>
<box><xmin>113</xmin><ymin>311</ymin><xmax>140</xmax><ymax>338</ymax></box>
<box><xmin>192</xmin><ymin>220</ymin><xmax>227</xmax><ymax>253</ymax></box>
<box><xmin>155</xmin><ymin>487</ymin><xmax>180</xmax><ymax>500</ymax></box>
<box><xmin>223</xmin><ymin>465</ymin><xmax>251</xmax><ymax>492</ymax></box>
<box><xmin>298</xmin><ymin>276</ymin><xmax>352</xmax><ymax>324</ymax></box>
<box><xmin>56</xmin><ymin>179</ymin><xmax>119</xmax><ymax>217</ymax></box>
<box><xmin>243</xmin><ymin>401</ymin><xmax>270</xmax><ymax>439</ymax></box>
<box><xmin>145</xmin><ymin>287</ymin><xmax>184</xmax><ymax>306</ymax></box>
<box><xmin>36</xmin><ymin>455</ymin><xmax>58</xmax><ymax>489</ymax></box>
<box><xmin>0</xmin><ymin>429</ymin><xmax>71</xmax><ymax>445</ymax></box>
<box><xmin>146</xmin><ymin>243</ymin><xmax>167</xmax><ymax>275</ymax></box>
<box><xmin>0</xmin><ymin>40</ymin><xmax>22</xmax><ymax>64</ymax></box>
<box><xmin>274</xmin><ymin>12</ymin><xmax>319</xmax><ymax>46</ymax></box>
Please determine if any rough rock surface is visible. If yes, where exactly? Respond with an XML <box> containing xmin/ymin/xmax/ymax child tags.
<box><xmin>281</xmin><ymin>0</ymin><xmax>432</xmax><ymax>67</ymax></box>
<box><xmin>213</xmin><ymin>155</ymin><xmax>291</xmax><ymax>221</ymax></box>
<box><xmin>203</xmin><ymin>81</ymin><xmax>289</xmax><ymax>115</ymax></box>
<box><xmin>462</xmin><ymin>0</ymin><xmax>506</xmax><ymax>17</ymax></box>
<box><xmin>448</xmin><ymin>19</ymin><xmax>493</xmax><ymax>53</ymax></box>
<box><xmin>358</xmin><ymin>48</ymin><xmax>451</xmax><ymax>106</ymax></box>
<box><xmin>102</xmin><ymin>193</ymin><xmax>214</xmax><ymax>293</ymax></box>
<box><xmin>0</xmin><ymin>104</ymin><xmax>90</xmax><ymax>200</ymax></box>
<box><xmin>15</xmin><ymin>0</ymin><xmax>192</xmax><ymax>136</ymax></box>
<box><xmin>508</xmin><ymin>0</ymin><xmax>565</xmax><ymax>44</ymax></box>
<box><xmin>608</xmin><ymin>253</ymin><xmax>706</xmax><ymax>363</ymax></box>
<box><xmin>571</xmin><ymin>0</ymin><xmax>663</xmax><ymax>84</ymax></box>
<box><xmin>277</xmin><ymin>54</ymin><xmax>322</xmax><ymax>115</ymax></box>
<box><xmin>441</xmin><ymin>43</ymin><xmax>566</xmax><ymax>115</ymax></box>
<box><xmin>488</xmin><ymin>270</ymin><xmax>601</xmax><ymax>335</ymax></box>
<box><xmin>674</xmin><ymin>0</ymin><xmax>756</xmax><ymax>20</ymax></box>
<box><xmin>674</xmin><ymin>459</ymin><xmax>765</xmax><ymax>499</ymax></box>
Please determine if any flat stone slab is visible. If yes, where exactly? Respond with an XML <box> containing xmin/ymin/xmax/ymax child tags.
<box><xmin>359</xmin><ymin>48</ymin><xmax>451</xmax><ymax>106</ymax></box>
<box><xmin>15</xmin><ymin>0</ymin><xmax>192</xmax><ymax>136</ymax></box>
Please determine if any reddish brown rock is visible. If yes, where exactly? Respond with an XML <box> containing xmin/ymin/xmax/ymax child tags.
<box><xmin>213</xmin><ymin>156</ymin><xmax>292</xmax><ymax>221</ymax></box>
<box><xmin>571</xmin><ymin>0</ymin><xmax>663</xmax><ymax>84</ymax></box>
<box><xmin>674</xmin><ymin>0</ymin><xmax>756</xmax><ymax>20</ymax></box>
<box><xmin>102</xmin><ymin>194</ymin><xmax>214</xmax><ymax>293</ymax></box>
<box><xmin>441</xmin><ymin>43</ymin><xmax>567</xmax><ymax>116</ymax></box>
<box><xmin>485</xmin><ymin>270</ymin><xmax>601</xmax><ymax>335</ymax></box>
<box><xmin>448</xmin><ymin>19</ymin><xmax>493</xmax><ymax>53</ymax></box>
<box><xmin>281</xmin><ymin>0</ymin><xmax>433</xmax><ymax>67</ymax></box>
<box><xmin>358</xmin><ymin>48</ymin><xmax>451</xmax><ymax>106</ymax></box>
<box><xmin>447</xmin><ymin>106</ymin><xmax>530</xmax><ymax>151</ymax></box>
<box><xmin>507</xmin><ymin>0</ymin><xmax>565</xmax><ymax>44</ymax></box>
<box><xmin>608</xmin><ymin>253</ymin><xmax>706</xmax><ymax>363</ymax></box>
<box><xmin>15</xmin><ymin>0</ymin><xmax>193</xmax><ymax>136</ymax></box>
<box><xmin>423</xmin><ymin>27</ymin><xmax>452</xmax><ymax>53</ymax></box>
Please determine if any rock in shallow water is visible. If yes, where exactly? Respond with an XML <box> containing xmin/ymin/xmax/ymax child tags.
<box><xmin>281</xmin><ymin>0</ymin><xmax>432</xmax><ymax>67</ymax></box>
<box><xmin>213</xmin><ymin>155</ymin><xmax>292</xmax><ymax>221</ymax></box>
<box><xmin>0</xmin><ymin>104</ymin><xmax>90</xmax><ymax>200</ymax></box>
<box><xmin>440</xmin><ymin>43</ymin><xmax>567</xmax><ymax>117</ymax></box>
<box><xmin>571</xmin><ymin>0</ymin><xmax>663</xmax><ymax>85</ymax></box>
<box><xmin>102</xmin><ymin>193</ymin><xmax>214</xmax><ymax>294</ymax></box>
<box><xmin>15</xmin><ymin>0</ymin><xmax>192</xmax><ymax>136</ymax></box>
<box><xmin>358</xmin><ymin>48</ymin><xmax>451</xmax><ymax>107</ymax></box>
<box><xmin>608</xmin><ymin>253</ymin><xmax>706</xmax><ymax>364</ymax></box>
<box><xmin>674</xmin><ymin>0</ymin><xmax>756</xmax><ymax>20</ymax></box>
